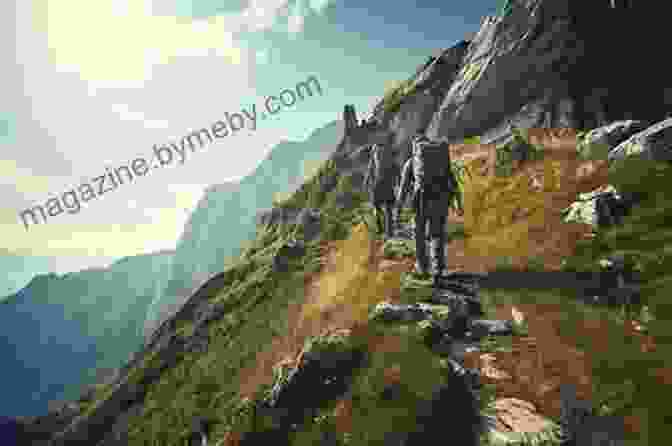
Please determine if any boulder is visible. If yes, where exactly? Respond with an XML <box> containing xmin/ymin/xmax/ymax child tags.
<box><xmin>562</xmin><ymin>184</ymin><xmax>624</xmax><ymax>227</ymax></box>
<box><xmin>427</xmin><ymin>288</ymin><xmax>484</xmax><ymax>318</ymax></box>
<box><xmin>369</xmin><ymin>301</ymin><xmax>449</xmax><ymax>323</ymax></box>
<box><xmin>469</xmin><ymin>319</ymin><xmax>514</xmax><ymax>338</ymax></box>
<box><xmin>260</xmin><ymin>329</ymin><xmax>365</xmax><ymax>428</ymax></box>
<box><xmin>608</xmin><ymin>117</ymin><xmax>672</xmax><ymax>165</ymax></box>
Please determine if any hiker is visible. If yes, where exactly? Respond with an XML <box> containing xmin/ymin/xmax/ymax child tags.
<box><xmin>397</xmin><ymin>133</ymin><xmax>464</xmax><ymax>287</ymax></box>
<box><xmin>363</xmin><ymin>136</ymin><xmax>399</xmax><ymax>238</ymax></box>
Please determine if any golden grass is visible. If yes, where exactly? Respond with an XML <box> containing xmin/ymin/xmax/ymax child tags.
<box><xmin>455</xmin><ymin>132</ymin><xmax>601</xmax><ymax>269</ymax></box>
<box><xmin>299</xmin><ymin>223</ymin><xmax>403</xmax><ymax>326</ymax></box>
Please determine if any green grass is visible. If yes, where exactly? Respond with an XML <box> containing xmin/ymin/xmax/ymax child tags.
<box><xmin>72</xmin><ymin>140</ymin><xmax>672</xmax><ymax>446</ymax></box>
<box><xmin>554</xmin><ymin>159</ymin><xmax>672</xmax><ymax>446</ymax></box>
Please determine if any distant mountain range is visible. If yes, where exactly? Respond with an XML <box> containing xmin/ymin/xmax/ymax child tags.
<box><xmin>0</xmin><ymin>249</ymin><xmax>120</xmax><ymax>300</ymax></box>
<box><xmin>0</xmin><ymin>251</ymin><xmax>173</xmax><ymax>417</ymax></box>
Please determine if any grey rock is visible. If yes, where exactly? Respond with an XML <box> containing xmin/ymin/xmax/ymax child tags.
<box><xmin>369</xmin><ymin>301</ymin><xmax>444</xmax><ymax>323</ymax></box>
<box><xmin>95</xmin><ymin>403</ymin><xmax>143</xmax><ymax>446</ymax></box>
<box><xmin>256</xmin><ymin>207</ymin><xmax>302</xmax><ymax>228</ymax></box>
<box><xmin>608</xmin><ymin>117</ymin><xmax>672</xmax><ymax>165</ymax></box>
<box><xmin>562</xmin><ymin>184</ymin><xmax>623</xmax><ymax>227</ymax></box>
<box><xmin>577</xmin><ymin>120</ymin><xmax>650</xmax><ymax>158</ymax></box>
<box><xmin>426</xmin><ymin>1</ymin><xmax>671</xmax><ymax>144</ymax></box>
<box><xmin>469</xmin><ymin>319</ymin><xmax>513</xmax><ymax>337</ymax></box>
<box><xmin>296</xmin><ymin>208</ymin><xmax>322</xmax><ymax>241</ymax></box>
<box><xmin>261</xmin><ymin>332</ymin><xmax>365</xmax><ymax>428</ymax></box>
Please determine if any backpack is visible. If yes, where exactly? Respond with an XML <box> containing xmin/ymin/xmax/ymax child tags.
<box><xmin>411</xmin><ymin>137</ymin><xmax>458</xmax><ymax>198</ymax></box>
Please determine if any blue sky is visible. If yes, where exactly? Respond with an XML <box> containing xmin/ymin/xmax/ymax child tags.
<box><xmin>0</xmin><ymin>0</ymin><xmax>500</xmax><ymax>274</ymax></box>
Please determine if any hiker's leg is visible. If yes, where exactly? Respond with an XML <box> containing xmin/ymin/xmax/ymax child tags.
<box><xmin>414</xmin><ymin>200</ymin><xmax>429</xmax><ymax>274</ymax></box>
<box><xmin>384</xmin><ymin>202</ymin><xmax>394</xmax><ymax>238</ymax></box>
<box><xmin>429</xmin><ymin>214</ymin><xmax>447</xmax><ymax>282</ymax></box>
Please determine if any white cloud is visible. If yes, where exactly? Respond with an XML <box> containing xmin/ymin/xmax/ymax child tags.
<box><xmin>110</xmin><ymin>103</ymin><xmax>170</xmax><ymax>129</ymax></box>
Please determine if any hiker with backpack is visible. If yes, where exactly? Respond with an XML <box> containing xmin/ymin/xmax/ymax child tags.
<box><xmin>363</xmin><ymin>136</ymin><xmax>399</xmax><ymax>238</ymax></box>
<box><xmin>397</xmin><ymin>134</ymin><xmax>464</xmax><ymax>287</ymax></box>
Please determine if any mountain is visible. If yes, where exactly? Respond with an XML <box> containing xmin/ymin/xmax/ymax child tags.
<box><xmin>0</xmin><ymin>251</ymin><xmax>173</xmax><ymax>418</ymax></box>
<box><xmin>0</xmin><ymin>250</ymin><xmax>122</xmax><ymax>300</ymax></box>
<box><xmin>0</xmin><ymin>249</ymin><xmax>57</xmax><ymax>299</ymax></box>
<box><xmin>29</xmin><ymin>1</ymin><xmax>672</xmax><ymax>444</ymax></box>
<box><xmin>150</xmin><ymin>119</ymin><xmax>344</xmax><ymax>337</ymax></box>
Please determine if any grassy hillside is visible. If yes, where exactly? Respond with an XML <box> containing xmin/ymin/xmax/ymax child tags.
<box><xmin>70</xmin><ymin>129</ymin><xmax>670</xmax><ymax>446</ymax></box>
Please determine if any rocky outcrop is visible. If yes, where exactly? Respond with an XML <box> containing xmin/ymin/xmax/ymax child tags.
<box><xmin>608</xmin><ymin>117</ymin><xmax>672</xmax><ymax>165</ymax></box>
<box><xmin>256</xmin><ymin>206</ymin><xmax>303</xmax><ymax>228</ymax></box>
<box><xmin>257</xmin><ymin>329</ymin><xmax>366</xmax><ymax>433</ymax></box>
<box><xmin>343</xmin><ymin>0</ymin><xmax>672</xmax><ymax>171</ymax></box>
<box><xmin>577</xmin><ymin>120</ymin><xmax>650</xmax><ymax>159</ymax></box>
<box><xmin>387</xmin><ymin>42</ymin><xmax>471</xmax><ymax>154</ymax></box>
<box><xmin>561</xmin><ymin>182</ymin><xmax>638</xmax><ymax>229</ymax></box>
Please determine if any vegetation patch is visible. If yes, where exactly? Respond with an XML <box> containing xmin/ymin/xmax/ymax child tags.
<box><xmin>381</xmin><ymin>79</ymin><xmax>417</xmax><ymax>115</ymax></box>
<box><xmin>555</xmin><ymin>158</ymin><xmax>672</xmax><ymax>446</ymax></box>
<box><xmin>382</xmin><ymin>238</ymin><xmax>415</xmax><ymax>259</ymax></box>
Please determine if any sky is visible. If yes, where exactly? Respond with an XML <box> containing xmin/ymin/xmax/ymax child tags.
<box><xmin>1</xmin><ymin>0</ymin><xmax>500</xmax><ymax>274</ymax></box>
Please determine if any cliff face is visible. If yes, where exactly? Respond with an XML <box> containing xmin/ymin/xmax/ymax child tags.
<box><xmin>339</xmin><ymin>0</ymin><xmax>671</xmax><ymax>172</ymax></box>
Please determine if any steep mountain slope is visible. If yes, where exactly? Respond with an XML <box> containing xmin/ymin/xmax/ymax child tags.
<box><xmin>153</xmin><ymin>120</ymin><xmax>344</xmax><ymax>338</ymax></box>
<box><xmin>0</xmin><ymin>251</ymin><xmax>173</xmax><ymax>418</ymax></box>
